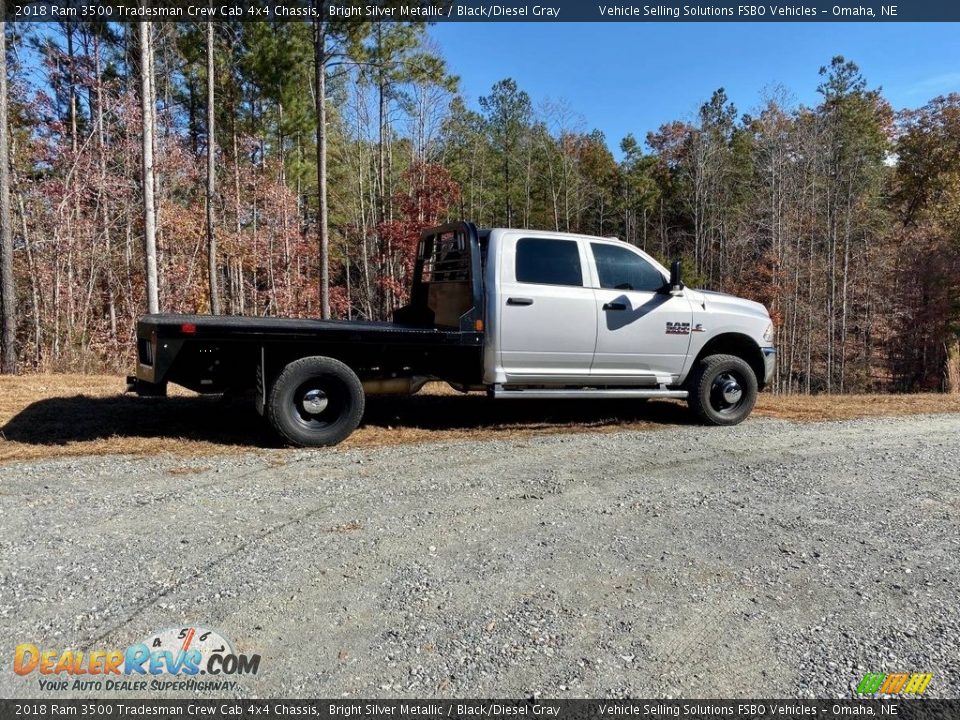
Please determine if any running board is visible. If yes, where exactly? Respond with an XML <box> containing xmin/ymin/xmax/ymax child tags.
<box><xmin>492</xmin><ymin>386</ymin><xmax>688</xmax><ymax>400</ymax></box>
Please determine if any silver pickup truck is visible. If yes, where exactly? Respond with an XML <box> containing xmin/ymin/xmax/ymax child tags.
<box><xmin>130</xmin><ymin>222</ymin><xmax>775</xmax><ymax>446</ymax></box>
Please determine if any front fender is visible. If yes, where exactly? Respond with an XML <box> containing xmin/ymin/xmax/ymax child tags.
<box><xmin>680</xmin><ymin>327</ymin><xmax>769</xmax><ymax>389</ymax></box>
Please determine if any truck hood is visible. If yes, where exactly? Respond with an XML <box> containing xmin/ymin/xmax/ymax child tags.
<box><xmin>695</xmin><ymin>290</ymin><xmax>770</xmax><ymax>321</ymax></box>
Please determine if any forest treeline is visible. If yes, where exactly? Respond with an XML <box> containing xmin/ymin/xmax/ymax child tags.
<box><xmin>0</xmin><ymin>20</ymin><xmax>957</xmax><ymax>392</ymax></box>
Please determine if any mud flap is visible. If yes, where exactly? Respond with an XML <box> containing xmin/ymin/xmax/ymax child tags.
<box><xmin>255</xmin><ymin>346</ymin><xmax>266</xmax><ymax>416</ymax></box>
<box><xmin>126</xmin><ymin>376</ymin><xmax>167</xmax><ymax>397</ymax></box>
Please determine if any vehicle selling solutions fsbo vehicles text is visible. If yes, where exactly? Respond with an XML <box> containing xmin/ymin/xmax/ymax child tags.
<box><xmin>598</xmin><ymin>5</ymin><xmax>823</xmax><ymax>16</ymax></box>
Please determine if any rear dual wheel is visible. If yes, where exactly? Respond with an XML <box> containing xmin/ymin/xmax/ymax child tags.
<box><xmin>267</xmin><ymin>356</ymin><xmax>365</xmax><ymax>447</ymax></box>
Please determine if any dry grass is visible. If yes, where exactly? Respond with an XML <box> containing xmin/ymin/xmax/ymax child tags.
<box><xmin>1</xmin><ymin>374</ymin><xmax>958</xmax><ymax>464</ymax></box>
<box><xmin>0</xmin><ymin>374</ymin><xmax>260</xmax><ymax>463</ymax></box>
<box><xmin>755</xmin><ymin>392</ymin><xmax>960</xmax><ymax>421</ymax></box>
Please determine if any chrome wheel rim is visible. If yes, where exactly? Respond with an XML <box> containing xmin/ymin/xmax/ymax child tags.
<box><xmin>302</xmin><ymin>388</ymin><xmax>329</xmax><ymax>414</ymax></box>
<box><xmin>710</xmin><ymin>371</ymin><xmax>746</xmax><ymax>414</ymax></box>
<box><xmin>294</xmin><ymin>379</ymin><xmax>347</xmax><ymax>429</ymax></box>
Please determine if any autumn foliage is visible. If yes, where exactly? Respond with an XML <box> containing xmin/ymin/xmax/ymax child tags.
<box><xmin>375</xmin><ymin>163</ymin><xmax>461</xmax><ymax>307</ymax></box>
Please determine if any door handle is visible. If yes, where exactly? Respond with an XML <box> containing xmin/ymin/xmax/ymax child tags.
<box><xmin>507</xmin><ymin>297</ymin><xmax>534</xmax><ymax>306</ymax></box>
<box><xmin>603</xmin><ymin>302</ymin><xmax>627</xmax><ymax>311</ymax></box>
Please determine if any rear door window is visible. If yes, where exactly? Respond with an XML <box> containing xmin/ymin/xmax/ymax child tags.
<box><xmin>515</xmin><ymin>238</ymin><xmax>583</xmax><ymax>287</ymax></box>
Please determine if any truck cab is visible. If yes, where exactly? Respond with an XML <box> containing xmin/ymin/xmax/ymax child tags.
<box><xmin>480</xmin><ymin>227</ymin><xmax>774</xmax><ymax>393</ymax></box>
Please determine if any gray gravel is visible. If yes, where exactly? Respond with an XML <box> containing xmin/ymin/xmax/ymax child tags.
<box><xmin>1</xmin><ymin>413</ymin><xmax>958</xmax><ymax>699</ymax></box>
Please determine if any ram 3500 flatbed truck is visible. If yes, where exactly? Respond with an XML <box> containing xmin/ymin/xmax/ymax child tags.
<box><xmin>130</xmin><ymin>222</ymin><xmax>775</xmax><ymax>446</ymax></box>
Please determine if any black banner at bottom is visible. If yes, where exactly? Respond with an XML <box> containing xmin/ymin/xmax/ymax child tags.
<box><xmin>1</xmin><ymin>700</ymin><xmax>959</xmax><ymax>720</ymax></box>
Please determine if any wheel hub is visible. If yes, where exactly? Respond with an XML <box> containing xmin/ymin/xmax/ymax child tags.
<box><xmin>302</xmin><ymin>388</ymin><xmax>329</xmax><ymax>414</ymax></box>
<box><xmin>720</xmin><ymin>379</ymin><xmax>742</xmax><ymax>404</ymax></box>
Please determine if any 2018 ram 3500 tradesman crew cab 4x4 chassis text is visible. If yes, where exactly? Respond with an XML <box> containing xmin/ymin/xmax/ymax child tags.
<box><xmin>130</xmin><ymin>222</ymin><xmax>776</xmax><ymax>446</ymax></box>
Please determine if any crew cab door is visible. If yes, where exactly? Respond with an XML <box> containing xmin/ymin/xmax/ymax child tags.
<box><xmin>587</xmin><ymin>241</ymin><xmax>694</xmax><ymax>384</ymax></box>
<box><xmin>498</xmin><ymin>235</ymin><xmax>597</xmax><ymax>382</ymax></box>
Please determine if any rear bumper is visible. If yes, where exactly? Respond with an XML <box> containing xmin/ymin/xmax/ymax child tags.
<box><xmin>761</xmin><ymin>347</ymin><xmax>776</xmax><ymax>386</ymax></box>
<box><xmin>133</xmin><ymin>318</ymin><xmax>183</xmax><ymax>388</ymax></box>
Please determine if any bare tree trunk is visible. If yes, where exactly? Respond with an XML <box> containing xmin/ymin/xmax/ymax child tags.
<box><xmin>947</xmin><ymin>338</ymin><xmax>960</xmax><ymax>394</ymax></box>
<box><xmin>314</xmin><ymin>20</ymin><xmax>330</xmax><ymax>319</ymax></box>
<box><xmin>0</xmin><ymin>22</ymin><xmax>16</xmax><ymax>373</ymax></box>
<box><xmin>375</xmin><ymin>26</ymin><xmax>393</xmax><ymax>317</ymax></box>
<box><xmin>232</xmin><ymin>129</ymin><xmax>241</xmax><ymax>236</ymax></box>
<box><xmin>17</xmin><ymin>194</ymin><xmax>41</xmax><ymax>367</ymax></box>
<box><xmin>505</xmin><ymin>139</ymin><xmax>512</xmax><ymax>227</ymax></box>
<box><xmin>231</xmin><ymin>120</ymin><xmax>242</xmax><ymax>314</ymax></box>
<box><xmin>277</xmin><ymin>103</ymin><xmax>292</xmax><ymax>313</ymax></box>
<box><xmin>65</xmin><ymin>22</ymin><xmax>78</xmax><ymax>154</ymax></box>
<box><xmin>206</xmin><ymin>21</ymin><xmax>220</xmax><ymax>314</ymax></box>
<box><xmin>140</xmin><ymin>22</ymin><xmax>159</xmax><ymax>314</ymax></box>
<box><xmin>839</xmin><ymin>189</ymin><xmax>851</xmax><ymax>392</ymax></box>
<box><xmin>377</xmin><ymin>26</ymin><xmax>387</xmax><ymax>228</ymax></box>
<box><xmin>93</xmin><ymin>35</ymin><xmax>117</xmax><ymax>341</ymax></box>
<box><xmin>523</xmin><ymin>137</ymin><xmax>532</xmax><ymax>228</ymax></box>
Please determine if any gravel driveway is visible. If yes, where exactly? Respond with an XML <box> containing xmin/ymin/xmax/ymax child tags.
<box><xmin>1</xmin><ymin>413</ymin><xmax>958</xmax><ymax>699</ymax></box>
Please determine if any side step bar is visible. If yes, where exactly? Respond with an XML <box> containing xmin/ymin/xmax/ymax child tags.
<box><xmin>492</xmin><ymin>386</ymin><xmax>688</xmax><ymax>400</ymax></box>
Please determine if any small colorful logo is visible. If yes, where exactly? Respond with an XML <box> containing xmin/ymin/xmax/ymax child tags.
<box><xmin>13</xmin><ymin>626</ymin><xmax>260</xmax><ymax>680</ymax></box>
<box><xmin>856</xmin><ymin>672</ymin><xmax>933</xmax><ymax>696</ymax></box>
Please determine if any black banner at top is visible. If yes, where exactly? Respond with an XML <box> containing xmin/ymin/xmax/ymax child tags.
<box><xmin>5</xmin><ymin>0</ymin><xmax>960</xmax><ymax>22</ymax></box>
<box><xmin>3</xmin><ymin>699</ymin><xmax>960</xmax><ymax>720</ymax></box>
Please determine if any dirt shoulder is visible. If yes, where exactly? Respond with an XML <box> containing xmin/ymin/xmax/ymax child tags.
<box><xmin>1</xmin><ymin>374</ymin><xmax>959</xmax><ymax>463</ymax></box>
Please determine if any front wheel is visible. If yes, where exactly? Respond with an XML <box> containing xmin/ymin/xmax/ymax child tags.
<box><xmin>267</xmin><ymin>356</ymin><xmax>365</xmax><ymax>447</ymax></box>
<box><xmin>686</xmin><ymin>354</ymin><xmax>758</xmax><ymax>426</ymax></box>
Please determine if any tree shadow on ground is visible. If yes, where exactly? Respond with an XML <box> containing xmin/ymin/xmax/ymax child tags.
<box><xmin>2</xmin><ymin>391</ymin><xmax>693</xmax><ymax>449</ymax></box>
<box><xmin>363</xmin><ymin>393</ymin><xmax>693</xmax><ymax>434</ymax></box>
<box><xmin>1</xmin><ymin>394</ymin><xmax>279</xmax><ymax>448</ymax></box>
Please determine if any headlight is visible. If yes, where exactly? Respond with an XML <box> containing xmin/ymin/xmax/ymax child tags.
<box><xmin>762</xmin><ymin>322</ymin><xmax>774</xmax><ymax>344</ymax></box>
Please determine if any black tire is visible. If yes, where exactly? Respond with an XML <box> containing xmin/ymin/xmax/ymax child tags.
<box><xmin>686</xmin><ymin>353</ymin><xmax>758</xmax><ymax>426</ymax></box>
<box><xmin>267</xmin><ymin>356</ymin><xmax>365</xmax><ymax>447</ymax></box>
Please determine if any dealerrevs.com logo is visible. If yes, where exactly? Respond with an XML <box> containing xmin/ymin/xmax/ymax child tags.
<box><xmin>13</xmin><ymin>626</ymin><xmax>260</xmax><ymax>692</ymax></box>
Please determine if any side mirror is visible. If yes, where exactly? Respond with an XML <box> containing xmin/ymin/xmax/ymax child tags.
<box><xmin>669</xmin><ymin>259</ymin><xmax>684</xmax><ymax>293</ymax></box>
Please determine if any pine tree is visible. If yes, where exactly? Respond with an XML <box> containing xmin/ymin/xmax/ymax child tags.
<box><xmin>479</xmin><ymin>79</ymin><xmax>531</xmax><ymax>227</ymax></box>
